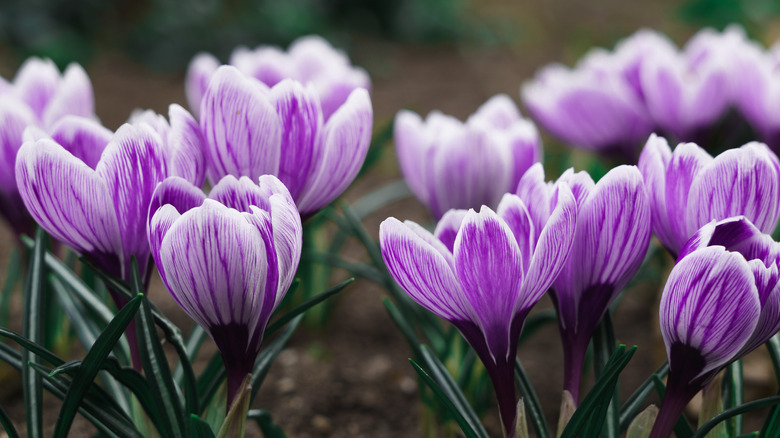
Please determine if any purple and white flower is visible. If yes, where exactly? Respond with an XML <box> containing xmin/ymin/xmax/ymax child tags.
<box><xmin>638</xmin><ymin>133</ymin><xmax>780</xmax><ymax>257</ymax></box>
<box><xmin>199</xmin><ymin>65</ymin><xmax>372</xmax><ymax>217</ymax></box>
<box><xmin>394</xmin><ymin>95</ymin><xmax>541</xmax><ymax>219</ymax></box>
<box><xmin>380</xmin><ymin>187</ymin><xmax>577</xmax><ymax>435</ymax></box>
<box><xmin>186</xmin><ymin>35</ymin><xmax>370</xmax><ymax>121</ymax></box>
<box><xmin>734</xmin><ymin>39</ymin><xmax>780</xmax><ymax>152</ymax></box>
<box><xmin>516</xmin><ymin>163</ymin><xmax>651</xmax><ymax>402</ymax></box>
<box><xmin>0</xmin><ymin>57</ymin><xmax>95</xmax><ymax>236</ymax></box>
<box><xmin>650</xmin><ymin>216</ymin><xmax>780</xmax><ymax>438</ymax></box>
<box><xmin>148</xmin><ymin>174</ymin><xmax>302</xmax><ymax>404</ymax></box>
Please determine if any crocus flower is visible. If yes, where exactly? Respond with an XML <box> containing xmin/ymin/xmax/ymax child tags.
<box><xmin>650</xmin><ymin>216</ymin><xmax>780</xmax><ymax>438</ymax></box>
<box><xmin>394</xmin><ymin>94</ymin><xmax>541</xmax><ymax>219</ymax></box>
<box><xmin>734</xmin><ymin>39</ymin><xmax>780</xmax><ymax>152</ymax></box>
<box><xmin>516</xmin><ymin>163</ymin><xmax>651</xmax><ymax>402</ymax></box>
<box><xmin>186</xmin><ymin>35</ymin><xmax>370</xmax><ymax>121</ymax></box>
<box><xmin>380</xmin><ymin>188</ymin><xmax>577</xmax><ymax>435</ymax></box>
<box><xmin>638</xmin><ymin>133</ymin><xmax>780</xmax><ymax>257</ymax></box>
<box><xmin>199</xmin><ymin>65</ymin><xmax>372</xmax><ymax>217</ymax></box>
<box><xmin>0</xmin><ymin>57</ymin><xmax>95</xmax><ymax>236</ymax></box>
<box><xmin>148</xmin><ymin>174</ymin><xmax>302</xmax><ymax>405</ymax></box>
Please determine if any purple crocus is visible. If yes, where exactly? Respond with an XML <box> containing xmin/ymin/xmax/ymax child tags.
<box><xmin>650</xmin><ymin>216</ymin><xmax>780</xmax><ymax>438</ymax></box>
<box><xmin>199</xmin><ymin>65</ymin><xmax>372</xmax><ymax>217</ymax></box>
<box><xmin>186</xmin><ymin>35</ymin><xmax>370</xmax><ymax>121</ymax></box>
<box><xmin>638</xmin><ymin>133</ymin><xmax>780</xmax><ymax>257</ymax></box>
<box><xmin>148</xmin><ymin>174</ymin><xmax>302</xmax><ymax>405</ymax></box>
<box><xmin>380</xmin><ymin>188</ymin><xmax>577</xmax><ymax>435</ymax></box>
<box><xmin>516</xmin><ymin>163</ymin><xmax>651</xmax><ymax>402</ymax></box>
<box><xmin>394</xmin><ymin>95</ymin><xmax>541</xmax><ymax>219</ymax></box>
<box><xmin>0</xmin><ymin>57</ymin><xmax>95</xmax><ymax>236</ymax></box>
<box><xmin>734</xmin><ymin>39</ymin><xmax>780</xmax><ymax>152</ymax></box>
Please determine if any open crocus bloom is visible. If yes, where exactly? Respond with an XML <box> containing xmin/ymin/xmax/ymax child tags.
<box><xmin>380</xmin><ymin>188</ymin><xmax>576</xmax><ymax>435</ymax></box>
<box><xmin>186</xmin><ymin>35</ymin><xmax>370</xmax><ymax>121</ymax></box>
<box><xmin>516</xmin><ymin>163</ymin><xmax>651</xmax><ymax>402</ymax></box>
<box><xmin>0</xmin><ymin>57</ymin><xmax>95</xmax><ymax>236</ymax></box>
<box><xmin>734</xmin><ymin>40</ymin><xmax>780</xmax><ymax>152</ymax></box>
<box><xmin>394</xmin><ymin>94</ymin><xmax>541</xmax><ymax>219</ymax></box>
<box><xmin>148</xmin><ymin>174</ymin><xmax>302</xmax><ymax>405</ymax></box>
<box><xmin>638</xmin><ymin>133</ymin><xmax>780</xmax><ymax>257</ymax></box>
<box><xmin>199</xmin><ymin>66</ymin><xmax>372</xmax><ymax>217</ymax></box>
<box><xmin>651</xmin><ymin>216</ymin><xmax>780</xmax><ymax>438</ymax></box>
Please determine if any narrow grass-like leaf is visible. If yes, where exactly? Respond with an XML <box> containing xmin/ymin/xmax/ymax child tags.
<box><xmin>132</xmin><ymin>259</ymin><xmax>186</xmax><ymax>438</ymax></box>
<box><xmin>692</xmin><ymin>395</ymin><xmax>780</xmax><ymax>438</ymax></box>
<box><xmin>419</xmin><ymin>345</ymin><xmax>489</xmax><ymax>438</ymax></box>
<box><xmin>266</xmin><ymin>278</ymin><xmax>353</xmax><ymax>335</ymax></box>
<box><xmin>250</xmin><ymin>315</ymin><xmax>303</xmax><ymax>404</ymax></box>
<box><xmin>0</xmin><ymin>404</ymin><xmax>19</xmax><ymax>438</ymax></box>
<box><xmin>217</xmin><ymin>375</ymin><xmax>251</xmax><ymax>438</ymax></box>
<box><xmin>560</xmin><ymin>345</ymin><xmax>636</xmax><ymax>438</ymax></box>
<box><xmin>593</xmin><ymin>313</ymin><xmax>619</xmax><ymax>438</ymax></box>
<box><xmin>515</xmin><ymin>398</ymin><xmax>530</xmax><ymax>438</ymax></box>
<box><xmin>189</xmin><ymin>414</ymin><xmax>216</xmax><ymax>438</ymax></box>
<box><xmin>174</xmin><ymin>325</ymin><xmax>207</xmax><ymax>385</ymax></box>
<box><xmin>248</xmin><ymin>409</ymin><xmax>287</xmax><ymax>438</ymax></box>
<box><xmin>515</xmin><ymin>358</ymin><xmax>549</xmax><ymax>438</ymax></box>
<box><xmin>651</xmin><ymin>374</ymin><xmax>694</xmax><ymax>438</ymax></box>
<box><xmin>410</xmin><ymin>358</ymin><xmax>482</xmax><ymax>438</ymax></box>
<box><xmin>198</xmin><ymin>355</ymin><xmax>226</xmax><ymax>414</ymax></box>
<box><xmin>382</xmin><ymin>298</ymin><xmax>423</xmax><ymax>358</ymax></box>
<box><xmin>723</xmin><ymin>359</ymin><xmax>744</xmax><ymax>435</ymax></box>
<box><xmin>0</xmin><ymin>327</ymin><xmax>65</xmax><ymax>366</ymax></box>
<box><xmin>52</xmin><ymin>294</ymin><xmax>142</xmax><ymax>437</ymax></box>
<box><xmin>760</xmin><ymin>335</ymin><xmax>780</xmax><ymax>437</ymax></box>
<box><xmin>22</xmin><ymin>228</ymin><xmax>46</xmax><ymax>438</ymax></box>
<box><xmin>0</xmin><ymin>247</ymin><xmax>21</xmax><ymax>327</ymax></box>
<box><xmin>698</xmin><ymin>374</ymin><xmax>727</xmax><ymax>438</ymax></box>
<box><xmin>620</xmin><ymin>362</ymin><xmax>669</xmax><ymax>430</ymax></box>
<box><xmin>303</xmin><ymin>252</ymin><xmax>386</xmax><ymax>285</ymax></box>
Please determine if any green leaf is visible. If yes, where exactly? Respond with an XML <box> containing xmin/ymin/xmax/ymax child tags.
<box><xmin>515</xmin><ymin>398</ymin><xmax>530</xmax><ymax>438</ymax></box>
<box><xmin>723</xmin><ymin>359</ymin><xmax>744</xmax><ymax>435</ymax></box>
<box><xmin>418</xmin><ymin>345</ymin><xmax>489</xmax><ymax>438</ymax></box>
<box><xmin>514</xmin><ymin>358</ymin><xmax>549</xmax><ymax>438</ymax></box>
<box><xmin>592</xmin><ymin>313</ymin><xmax>619</xmax><ymax>438</ymax></box>
<box><xmin>198</xmin><ymin>355</ymin><xmax>226</xmax><ymax>414</ymax></box>
<box><xmin>248</xmin><ymin>409</ymin><xmax>287</xmax><ymax>438</ymax></box>
<box><xmin>560</xmin><ymin>345</ymin><xmax>637</xmax><ymax>438</ymax></box>
<box><xmin>189</xmin><ymin>414</ymin><xmax>216</xmax><ymax>438</ymax></box>
<box><xmin>132</xmin><ymin>259</ymin><xmax>187</xmax><ymax>438</ymax></box>
<box><xmin>52</xmin><ymin>293</ymin><xmax>143</xmax><ymax>437</ymax></box>
<box><xmin>266</xmin><ymin>278</ymin><xmax>354</xmax><ymax>335</ymax></box>
<box><xmin>651</xmin><ymin>374</ymin><xmax>694</xmax><ymax>438</ymax></box>
<box><xmin>620</xmin><ymin>362</ymin><xmax>669</xmax><ymax>430</ymax></box>
<box><xmin>760</xmin><ymin>335</ymin><xmax>780</xmax><ymax>437</ymax></box>
<box><xmin>382</xmin><ymin>298</ymin><xmax>423</xmax><ymax>358</ymax></box>
<box><xmin>0</xmin><ymin>403</ymin><xmax>20</xmax><ymax>438</ymax></box>
<box><xmin>698</xmin><ymin>374</ymin><xmax>727</xmax><ymax>438</ymax></box>
<box><xmin>22</xmin><ymin>228</ymin><xmax>46</xmax><ymax>438</ymax></box>
<box><xmin>174</xmin><ymin>324</ymin><xmax>207</xmax><ymax>385</ymax></box>
<box><xmin>0</xmin><ymin>247</ymin><xmax>21</xmax><ymax>327</ymax></box>
<box><xmin>250</xmin><ymin>315</ymin><xmax>303</xmax><ymax>404</ymax></box>
<box><xmin>410</xmin><ymin>358</ymin><xmax>483</xmax><ymax>438</ymax></box>
<box><xmin>217</xmin><ymin>374</ymin><xmax>251</xmax><ymax>438</ymax></box>
<box><xmin>692</xmin><ymin>395</ymin><xmax>780</xmax><ymax>438</ymax></box>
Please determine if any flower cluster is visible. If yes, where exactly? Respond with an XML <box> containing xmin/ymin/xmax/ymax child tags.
<box><xmin>522</xmin><ymin>26</ymin><xmax>770</xmax><ymax>158</ymax></box>
<box><xmin>394</xmin><ymin>95</ymin><xmax>541</xmax><ymax>219</ymax></box>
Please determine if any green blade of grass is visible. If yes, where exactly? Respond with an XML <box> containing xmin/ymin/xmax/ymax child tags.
<box><xmin>22</xmin><ymin>228</ymin><xmax>46</xmax><ymax>438</ymax></box>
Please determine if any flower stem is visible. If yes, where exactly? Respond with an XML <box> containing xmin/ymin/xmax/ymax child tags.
<box><xmin>561</xmin><ymin>335</ymin><xmax>588</xmax><ymax>404</ymax></box>
<box><xmin>487</xmin><ymin>360</ymin><xmax>517</xmax><ymax>437</ymax></box>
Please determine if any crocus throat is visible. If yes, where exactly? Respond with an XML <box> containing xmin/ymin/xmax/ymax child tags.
<box><xmin>211</xmin><ymin>323</ymin><xmax>260</xmax><ymax>406</ymax></box>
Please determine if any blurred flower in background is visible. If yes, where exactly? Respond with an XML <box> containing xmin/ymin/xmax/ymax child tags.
<box><xmin>394</xmin><ymin>95</ymin><xmax>541</xmax><ymax>220</ymax></box>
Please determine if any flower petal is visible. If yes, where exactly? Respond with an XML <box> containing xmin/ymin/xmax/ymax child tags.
<box><xmin>665</xmin><ymin>142</ymin><xmax>712</xmax><ymax>253</ymax></box>
<box><xmin>687</xmin><ymin>142</ymin><xmax>780</xmax><ymax>240</ymax></box>
<box><xmin>167</xmin><ymin>104</ymin><xmax>206</xmax><ymax>186</ymax></box>
<box><xmin>434</xmin><ymin>209</ymin><xmax>467</xmax><ymax>253</ymax></box>
<box><xmin>269</xmin><ymin>80</ymin><xmax>322</xmax><ymax>200</ymax></box>
<box><xmin>638</xmin><ymin>134</ymin><xmax>676</xmax><ymax>252</ymax></box>
<box><xmin>0</xmin><ymin>98</ymin><xmax>38</xmax><ymax>194</ymax></box>
<box><xmin>296</xmin><ymin>88</ymin><xmax>372</xmax><ymax>215</ymax></box>
<box><xmin>519</xmin><ymin>183</ymin><xmax>576</xmax><ymax>314</ymax></box>
<box><xmin>473</xmin><ymin>94</ymin><xmax>521</xmax><ymax>129</ymax></box>
<box><xmin>209</xmin><ymin>175</ymin><xmax>269</xmax><ymax>212</ymax></box>
<box><xmin>380</xmin><ymin>217</ymin><xmax>471</xmax><ymax>322</ymax></box>
<box><xmin>515</xmin><ymin>163</ymin><xmax>554</xmax><ymax>238</ymax></box>
<box><xmin>96</xmin><ymin>123</ymin><xmax>168</xmax><ymax>276</ymax></box>
<box><xmin>496</xmin><ymin>193</ymin><xmax>535</xmax><ymax>274</ymax></box>
<box><xmin>660</xmin><ymin>246</ymin><xmax>760</xmax><ymax>379</ymax></box>
<box><xmin>200</xmin><ymin>66</ymin><xmax>282</xmax><ymax>185</ymax></box>
<box><xmin>16</xmin><ymin>138</ymin><xmax>122</xmax><ymax>262</ymax></box>
<box><xmin>13</xmin><ymin>58</ymin><xmax>60</xmax><ymax>120</ymax></box>
<box><xmin>185</xmin><ymin>53</ymin><xmax>220</xmax><ymax>119</ymax></box>
<box><xmin>262</xmin><ymin>175</ymin><xmax>302</xmax><ymax>304</ymax></box>
<box><xmin>739</xmin><ymin>260</ymin><xmax>780</xmax><ymax>356</ymax></box>
<box><xmin>148</xmin><ymin>176</ymin><xmax>206</xmax><ymax>223</ymax></box>
<box><xmin>41</xmin><ymin>63</ymin><xmax>94</xmax><ymax>128</ymax></box>
<box><xmin>394</xmin><ymin>110</ymin><xmax>429</xmax><ymax>205</ymax></box>
<box><xmin>49</xmin><ymin>116</ymin><xmax>112</xmax><ymax>169</ymax></box>
<box><xmin>454</xmin><ymin>207</ymin><xmax>524</xmax><ymax>361</ymax></box>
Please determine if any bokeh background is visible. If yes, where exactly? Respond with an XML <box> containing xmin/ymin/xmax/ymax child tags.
<box><xmin>2</xmin><ymin>0</ymin><xmax>780</xmax><ymax>436</ymax></box>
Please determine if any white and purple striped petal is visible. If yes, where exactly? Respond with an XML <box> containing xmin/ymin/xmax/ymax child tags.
<box><xmin>185</xmin><ymin>53</ymin><xmax>220</xmax><ymax>119</ymax></box>
<box><xmin>49</xmin><ymin>116</ymin><xmax>112</xmax><ymax>170</ymax></box>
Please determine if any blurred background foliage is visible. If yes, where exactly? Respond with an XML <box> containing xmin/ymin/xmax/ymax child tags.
<box><xmin>3</xmin><ymin>0</ymin><xmax>779</xmax><ymax>73</ymax></box>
